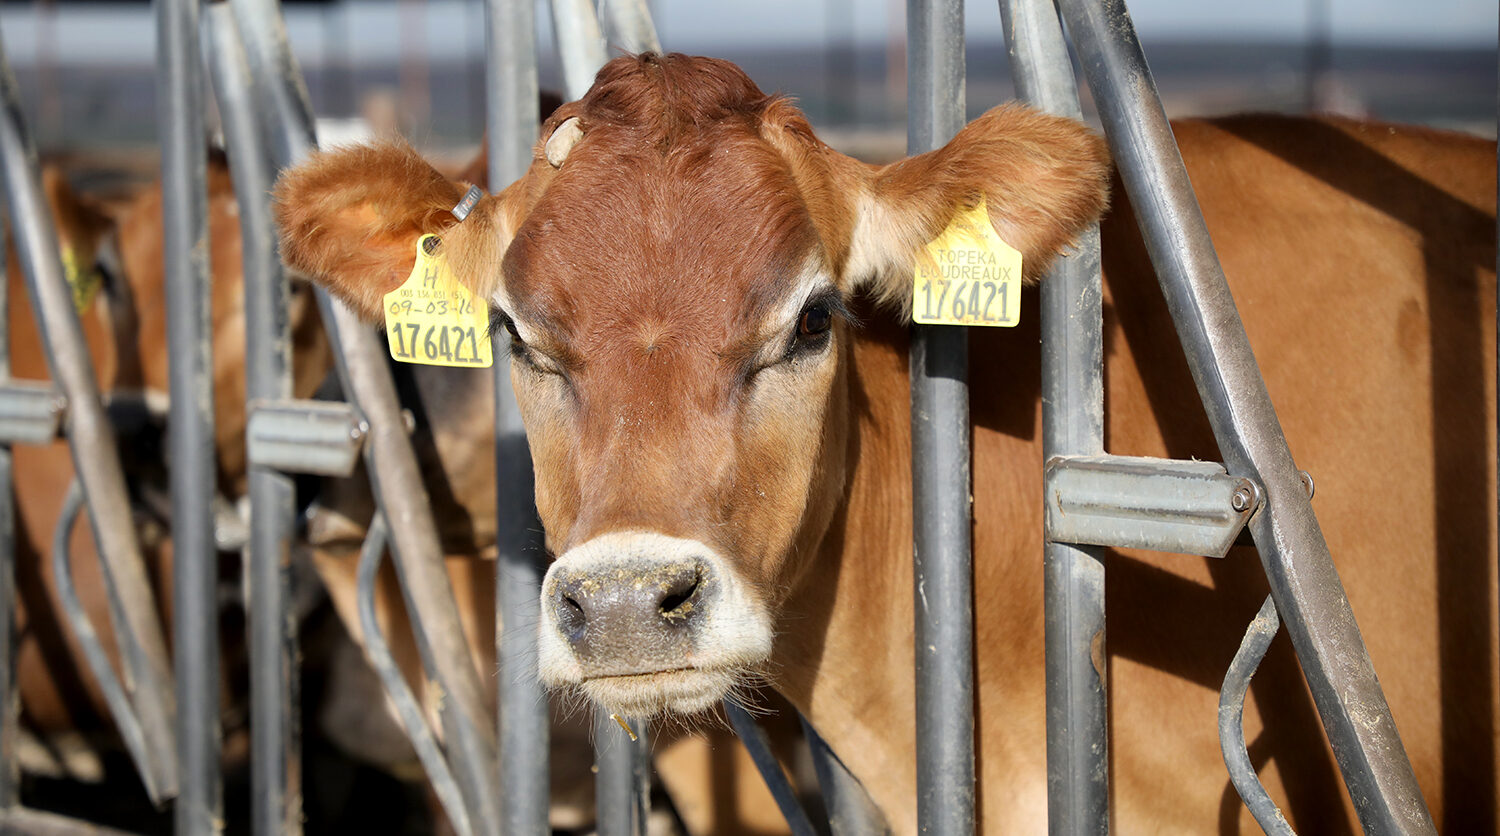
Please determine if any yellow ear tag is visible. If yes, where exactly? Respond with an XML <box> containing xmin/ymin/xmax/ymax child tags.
<box><xmin>911</xmin><ymin>196</ymin><xmax>1022</xmax><ymax>327</ymax></box>
<box><xmin>60</xmin><ymin>247</ymin><xmax>102</xmax><ymax>313</ymax></box>
<box><xmin>382</xmin><ymin>234</ymin><xmax>493</xmax><ymax>368</ymax></box>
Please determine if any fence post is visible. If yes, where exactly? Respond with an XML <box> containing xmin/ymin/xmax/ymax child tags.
<box><xmin>0</xmin><ymin>203</ymin><xmax>14</xmax><ymax>815</ymax></box>
<box><xmin>158</xmin><ymin>0</ymin><xmax>223</xmax><ymax>829</ymax></box>
<box><xmin>995</xmin><ymin>1</ymin><xmax>1109</xmax><ymax>832</ymax></box>
<box><xmin>202</xmin><ymin>6</ymin><xmax>303</xmax><ymax>833</ymax></box>
<box><xmin>484</xmin><ymin>0</ymin><xmax>552</xmax><ymax>833</ymax></box>
<box><xmin>906</xmin><ymin>1</ymin><xmax>976</xmax><ymax>834</ymax></box>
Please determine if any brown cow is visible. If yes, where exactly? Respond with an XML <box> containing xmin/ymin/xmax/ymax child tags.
<box><xmin>277</xmin><ymin>52</ymin><xmax>1498</xmax><ymax>832</ymax></box>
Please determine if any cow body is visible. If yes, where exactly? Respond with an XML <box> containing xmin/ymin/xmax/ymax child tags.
<box><xmin>274</xmin><ymin>53</ymin><xmax>1498</xmax><ymax>833</ymax></box>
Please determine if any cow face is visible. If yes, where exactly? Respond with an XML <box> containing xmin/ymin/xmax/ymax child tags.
<box><xmin>274</xmin><ymin>53</ymin><xmax>1109</xmax><ymax>718</ymax></box>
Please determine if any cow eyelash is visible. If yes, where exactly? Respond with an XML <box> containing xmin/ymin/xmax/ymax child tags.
<box><xmin>488</xmin><ymin>308</ymin><xmax>521</xmax><ymax>343</ymax></box>
<box><xmin>489</xmin><ymin>308</ymin><xmax>538</xmax><ymax>365</ymax></box>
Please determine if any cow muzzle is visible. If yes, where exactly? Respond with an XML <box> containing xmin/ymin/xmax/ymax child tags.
<box><xmin>537</xmin><ymin>532</ymin><xmax>772</xmax><ymax>717</ymax></box>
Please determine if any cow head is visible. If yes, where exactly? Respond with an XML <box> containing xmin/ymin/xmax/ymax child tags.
<box><xmin>274</xmin><ymin>53</ymin><xmax>1108</xmax><ymax>717</ymax></box>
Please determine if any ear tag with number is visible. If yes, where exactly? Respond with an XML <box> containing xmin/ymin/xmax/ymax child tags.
<box><xmin>383</xmin><ymin>234</ymin><xmax>493</xmax><ymax>368</ymax></box>
<box><xmin>911</xmin><ymin>196</ymin><xmax>1022</xmax><ymax>328</ymax></box>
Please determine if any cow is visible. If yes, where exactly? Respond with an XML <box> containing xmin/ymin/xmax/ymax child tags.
<box><xmin>273</xmin><ymin>51</ymin><xmax>1498</xmax><ymax>833</ymax></box>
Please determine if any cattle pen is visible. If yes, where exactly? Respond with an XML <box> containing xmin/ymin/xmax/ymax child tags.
<box><xmin>0</xmin><ymin>0</ymin><xmax>1482</xmax><ymax>834</ymax></box>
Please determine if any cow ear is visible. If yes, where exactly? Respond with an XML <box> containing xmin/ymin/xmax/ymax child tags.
<box><xmin>272</xmin><ymin>142</ymin><xmax>494</xmax><ymax>321</ymax></box>
<box><xmin>846</xmin><ymin>104</ymin><xmax>1111</xmax><ymax>307</ymax></box>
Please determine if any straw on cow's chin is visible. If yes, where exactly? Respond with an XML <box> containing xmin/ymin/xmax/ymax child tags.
<box><xmin>581</xmin><ymin>668</ymin><xmax>739</xmax><ymax>718</ymax></box>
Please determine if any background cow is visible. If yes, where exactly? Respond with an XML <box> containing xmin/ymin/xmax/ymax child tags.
<box><xmin>274</xmin><ymin>52</ymin><xmax>1497</xmax><ymax>833</ymax></box>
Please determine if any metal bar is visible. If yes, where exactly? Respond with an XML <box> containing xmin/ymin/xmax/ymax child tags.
<box><xmin>483</xmin><ymin>1</ymin><xmax>552</xmax><ymax>834</ymax></box>
<box><xmin>800</xmin><ymin>717</ymin><xmax>887</xmax><ymax>836</ymax></box>
<box><xmin>50</xmin><ymin>482</ymin><xmax>156</xmax><ymax>798</ymax></box>
<box><xmin>593</xmin><ymin>710</ymin><xmax>648</xmax><ymax>836</ymax></box>
<box><xmin>1219</xmin><ymin>595</ymin><xmax>1296</xmax><ymax>836</ymax></box>
<box><xmin>0</xmin><ymin>203</ymin><xmax>17</xmax><ymax>812</ymax></box>
<box><xmin>244</xmin><ymin>400</ymin><xmax>367</xmax><ymax>478</ymax></box>
<box><xmin>549</xmin><ymin>0</ymin><xmax>608</xmax><ymax>100</ymax></box>
<box><xmin>0</xmin><ymin>28</ymin><xmax>178</xmax><ymax>804</ymax></box>
<box><xmin>160</xmin><ymin>0</ymin><xmax>221</xmax><ymax>827</ymax></box>
<box><xmin>232</xmin><ymin>5</ymin><xmax>502</xmax><ymax>835</ymax></box>
<box><xmin>202</xmin><ymin>7</ymin><xmax>297</xmax><ymax>834</ymax></box>
<box><xmin>0</xmin><ymin>380</ymin><xmax>66</xmax><ymax>444</ymax></box>
<box><xmin>355</xmin><ymin>515</ymin><xmax>473</xmax><ymax>836</ymax></box>
<box><xmin>724</xmin><ymin>702</ymin><xmax>818</xmax><ymax>836</ymax></box>
<box><xmin>995</xmin><ymin>1</ymin><xmax>1108</xmax><ymax>830</ymax></box>
<box><xmin>1053</xmin><ymin>0</ymin><xmax>1436</xmax><ymax>831</ymax></box>
<box><xmin>228</xmin><ymin>0</ymin><xmax>318</xmax><ymax>178</ymax></box>
<box><xmin>598</xmin><ymin>0</ymin><xmax>661</xmax><ymax>55</ymax></box>
<box><xmin>1044</xmin><ymin>455</ymin><xmax>1255</xmax><ymax>558</ymax></box>
<box><xmin>905</xmin><ymin>1</ymin><xmax>975</xmax><ymax>834</ymax></box>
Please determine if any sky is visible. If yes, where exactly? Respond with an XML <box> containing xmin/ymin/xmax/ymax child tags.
<box><xmin>0</xmin><ymin>0</ymin><xmax>1493</xmax><ymax>68</ymax></box>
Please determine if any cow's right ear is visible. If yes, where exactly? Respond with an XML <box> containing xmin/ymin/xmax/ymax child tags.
<box><xmin>844</xmin><ymin>104</ymin><xmax>1111</xmax><ymax>309</ymax></box>
<box><xmin>272</xmin><ymin>142</ymin><xmax>476</xmax><ymax>321</ymax></box>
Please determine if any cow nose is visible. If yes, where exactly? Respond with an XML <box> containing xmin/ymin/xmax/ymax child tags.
<box><xmin>549</xmin><ymin>557</ymin><xmax>709</xmax><ymax>667</ymax></box>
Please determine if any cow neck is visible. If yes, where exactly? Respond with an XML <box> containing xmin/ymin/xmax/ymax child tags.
<box><xmin>772</xmin><ymin>309</ymin><xmax>1051</xmax><ymax>834</ymax></box>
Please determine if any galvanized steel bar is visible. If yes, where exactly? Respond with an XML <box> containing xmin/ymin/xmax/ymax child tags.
<box><xmin>995</xmin><ymin>1</ymin><xmax>1108</xmax><ymax>830</ymax></box>
<box><xmin>51</xmin><ymin>482</ymin><xmax>158</xmax><ymax>793</ymax></box>
<box><xmin>160</xmin><ymin>0</ymin><xmax>222</xmax><ymax>826</ymax></box>
<box><xmin>1219</xmin><ymin>596</ymin><xmax>1296</xmax><ymax>836</ymax></box>
<box><xmin>800</xmin><ymin>717</ymin><xmax>888</xmax><ymax>836</ymax></box>
<box><xmin>724</xmin><ymin>702</ymin><xmax>818</xmax><ymax>836</ymax></box>
<box><xmin>232</xmin><ymin>4</ymin><xmax>502</xmax><ymax>834</ymax></box>
<box><xmin>549</xmin><ymin>0</ymin><xmax>608</xmax><ymax>100</ymax></box>
<box><xmin>1054</xmin><ymin>0</ymin><xmax>1436</xmax><ymax>831</ymax></box>
<box><xmin>1044</xmin><ymin>456</ymin><xmax>1255</xmax><ymax>558</ymax></box>
<box><xmin>245</xmin><ymin>400</ymin><xmax>366</xmax><ymax>478</ymax></box>
<box><xmin>906</xmin><ymin>0</ymin><xmax>975</xmax><ymax>833</ymax></box>
<box><xmin>228</xmin><ymin>0</ymin><xmax>319</xmax><ymax>177</ymax></box>
<box><xmin>593</xmin><ymin>711</ymin><xmax>648</xmax><ymax>836</ymax></box>
<box><xmin>203</xmin><ymin>7</ymin><xmax>298</xmax><ymax>833</ymax></box>
<box><xmin>0</xmin><ymin>206</ymin><xmax>16</xmax><ymax>813</ymax></box>
<box><xmin>0</xmin><ymin>381</ymin><xmax>65</xmax><ymax>445</ymax></box>
<box><xmin>356</xmin><ymin>516</ymin><xmax>473</xmax><ymax>836</ymax></box>
<box><xmin>0</xmin><ymin>29</ymin><xmax>178</xmax><ymax>804</ymax></box>
<box><xmin>484</xmin><ymin>1</ymin><xmax>552</xmax><ymax>833</ymax></box>
<box><xmin>599</xmin><ymin>0</ymin><xmax>661</xmax><ymax>54</ymax></box>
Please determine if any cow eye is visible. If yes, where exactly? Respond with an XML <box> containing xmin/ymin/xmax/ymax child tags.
<box><xmin>796</xmin><ymin>303</ymin><xmax>832</xmax><ymax>340</ymax></box>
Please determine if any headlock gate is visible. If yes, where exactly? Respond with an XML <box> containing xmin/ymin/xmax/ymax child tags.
<box><xmin>0</xmin><ymin>0</ymin><xmax>1460</xmax><ymax>833</ymax></box>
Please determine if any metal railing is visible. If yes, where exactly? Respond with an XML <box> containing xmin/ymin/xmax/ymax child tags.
<box><xmin>0</xmin><ymin>21</ymin><xmax>181</xmax><ymax>829</ymax></box>
<box><xmin>0</xmin><ymin>0</ymin><xmax>1451</xmax><ymax>833</ymax></box>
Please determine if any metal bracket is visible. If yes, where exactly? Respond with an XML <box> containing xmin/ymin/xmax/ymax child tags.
<box><xmin>1045</xmin><ymin>455</ymin><xmax>1258</xmax><ymax>558</ymax></box>
<box><xmin>246</xmin><ymin>399</ymin><xmax>367</xmax><ymax>477</ymax></box>
<box><xmin>0</xmin><ymin>380</ymin><xmax>66</xmax><ymax>445</ymax></box>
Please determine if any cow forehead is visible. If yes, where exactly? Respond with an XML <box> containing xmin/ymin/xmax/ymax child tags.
<box><xmin>501</xmin><ymin>124</ymin><xmax>822</xmax><ymax>358</ymax></box>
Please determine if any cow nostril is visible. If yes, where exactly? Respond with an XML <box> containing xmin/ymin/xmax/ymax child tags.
<box><xmin>558</xmin><ymin>593</ymin><xmax>587</xmax><ymax>638</ymax></box>
<box><xmin>659</xmin><ymin>572</ymin><xmax>702</xmax><ymax>623</ymax></box>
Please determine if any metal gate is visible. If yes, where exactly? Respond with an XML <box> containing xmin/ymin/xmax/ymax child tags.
<box><xmin>0</xmin><ymin>0</ymin><xmax>1459</xmax><ymax>833</ymax></box>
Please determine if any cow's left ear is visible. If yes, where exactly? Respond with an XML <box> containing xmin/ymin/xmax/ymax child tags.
<box><xmin>845</xmin><ymin>104</ymin><xmax>1111</xmax><ymax>307</ymax></box>
<box><xmin>273</xmin><ymin>142</ymin><xmax>503</xmax><ymax>321</ymax></box>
